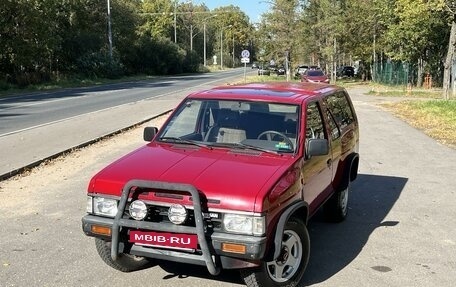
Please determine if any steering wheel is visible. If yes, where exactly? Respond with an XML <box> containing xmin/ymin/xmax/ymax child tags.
<box><xmin>257</xmin><ymin>130</ymin><xmax>294</xmax><ymax>150</ymax></box>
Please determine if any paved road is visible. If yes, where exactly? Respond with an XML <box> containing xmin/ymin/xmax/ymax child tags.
<box><xmin>0</xmin><ymin>69</ymin><xmax>253</xmax><ymax>179</ymax></box>
<box><xmin>0</xmin><ymin>85</ymin><xmax>455</xmax><ymax>286</ymax></box>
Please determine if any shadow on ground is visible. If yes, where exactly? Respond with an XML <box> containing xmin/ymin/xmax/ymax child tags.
<box><xmin>303</xmin><ymin>173</ymin><xmax>407</xmax><ymax>285</ymax></box>
<box><xmin>131</xmin><ymin>173</ymin><xmax>407</xmax><ymax>286</ymax></box>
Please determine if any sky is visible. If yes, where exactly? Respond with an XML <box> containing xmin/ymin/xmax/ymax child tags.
<box><xmin>192</xmin><ymin>0</ymin><xmax>270</xmax><ymax>23</ymax></box>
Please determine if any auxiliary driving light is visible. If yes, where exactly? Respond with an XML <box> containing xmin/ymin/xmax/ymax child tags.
<box><xmin>129</xmin><ymin>200</ymin><xmax>147</xmax><ymax>220</ymax></box>
<box><xmin>168</xmin><ymin>204</ymin><xmax>188</xmax><ymax>225</ymax></box>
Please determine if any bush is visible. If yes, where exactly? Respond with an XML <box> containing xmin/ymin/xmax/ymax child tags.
<box><xmin>183</xmin><ymin>50</ymin><xmax>201</xmax><ymax>73</ymax></box>
<box><xmin>12</xmin><ymin>70</ymin><xmax>51</xmax><ymax>87</ymax></box>
<box><xmin>0</xmin><ymin>79</ymin><xmax>10</xmax><ymax>91</ymax></box>
<box><xmin>125</xmin><ymin>36</ymin><xmax>200</xmax><ymax>75</ymax></box>
<box><xmin>75</xmin><ymin>52</ymin><xmax>124</xmax><ymax>79</ymax></box>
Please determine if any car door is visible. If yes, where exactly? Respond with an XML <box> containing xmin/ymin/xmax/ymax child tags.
<box><xmin>301</xmin><ymin>101</ymin><xmax>333</xmax><ymax>215</ymax></box>
<box><xmin>323</xmin><ymin>92</ymin><xmax>358</xmax><ymax>184</ymax></box>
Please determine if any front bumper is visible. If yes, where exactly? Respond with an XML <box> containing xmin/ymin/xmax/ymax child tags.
<box><xmin>82</xmin><ymin>215</ymin><xmax>267</xmax><ymax>270</ymax></box>
<box><xmin>82</xmin><ymin>180</ymin><xmax>267</xmax><ymax>274</ymax></box>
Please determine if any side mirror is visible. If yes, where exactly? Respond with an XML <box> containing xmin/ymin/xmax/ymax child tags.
<box><xmin>306</xmin><ymin>138</ymin><xmax>329</xmax><ymax>158</ymax></box>
<box><xmin>143</xmin><ymin>127</ymin><xmax>158</xmax><ymax>142</ymax></box>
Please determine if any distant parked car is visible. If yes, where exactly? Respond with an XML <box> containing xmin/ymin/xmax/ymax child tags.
<box><xmin>258</xmin><ymin>66</ymin><xmax>270</xmax><ymax>76</ymax></box>
<box><xmin>276</xmin><ymin>66</ymin><xmax>286</xmax><ymax>75</ymax></box>
<box><xmin>251</xmin><ymin>63</ymin><xmax>258</xmax><ymax>69</ymax></box>
<box><xmin>295</xmin><ymin>65</ymin><xmax>309</xmax><ymax>78</ymax></box>
<box><xmin>301</xmin><ymin>69</ymin><xmax>329</xmax><ymax>83</ymax></box>
<box><xmin>337</xmin><ymin>66</ymin><xmax>355</xmax><ymax>78</ymax></box>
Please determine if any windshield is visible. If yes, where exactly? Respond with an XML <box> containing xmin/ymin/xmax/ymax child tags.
<box><xmin>307</xmin><ymin>70</ymin><xmax>324</xmax><ymax>76</ymax></box>
<box><xmin>158</xmin><ymin>99</ymin><xmax>300</xmax><ymax>153</ymax></box>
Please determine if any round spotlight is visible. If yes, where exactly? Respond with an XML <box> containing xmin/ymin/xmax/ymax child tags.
<box><xmin>129</xmin><ymin>200</ymin><xmax>147</xmax><ymax>220</ymax></box>
<box><xmin>168</xmin><ymin>204</ymin><xmax>188</xmax><ymax>225</ymax></box>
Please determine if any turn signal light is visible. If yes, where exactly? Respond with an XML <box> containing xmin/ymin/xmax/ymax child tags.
<box><xmin>91</xmin><ymin>225</ymin><xmax>112</xmax><ymax>236</ymax></box>
<box><xmin>222</xmin><ymin>243</ymin><xmax>246</xmax><ymax>254</ymax></box>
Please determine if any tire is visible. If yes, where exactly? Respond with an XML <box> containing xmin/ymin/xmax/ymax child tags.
<box><xmin>95</xmin><ymin>238</ymin><xmax>154</xmax><ymax>272</ymax></box>
<box><xmin>241</xmin><ymin>218</ymin><xmax>310</xmax><ymax>287</ymax></box>
<box><xmin>323</xmin><ymin>182</ymin><xmax>349</xmax><ymax>222</ymax></box>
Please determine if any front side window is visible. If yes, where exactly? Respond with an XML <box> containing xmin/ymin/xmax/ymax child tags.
<box><xmin>157</xmin><ymin>99</ymin><xmax>300</xmax><ymax>153</ymax></box>
<box><xmin>305</xmin><ymin>102</ymin><xmax>326</xmax><ymax>140</ymax></box>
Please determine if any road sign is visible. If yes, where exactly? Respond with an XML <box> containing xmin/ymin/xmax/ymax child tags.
<box><xmin>241</xmin><ymin>50</ymin><xmax>250</xmax><ymax>58</ymax></box>
<box><xmin>241</xmin><ymin>57</ymin><xmax>250</xmax><ymax>63</ymax></box>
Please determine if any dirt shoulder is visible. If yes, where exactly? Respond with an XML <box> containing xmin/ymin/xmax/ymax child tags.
<box><xmin>0</xmin><ymin>115</ymin><xmax>168</xmax><ymax>209</ymax></box>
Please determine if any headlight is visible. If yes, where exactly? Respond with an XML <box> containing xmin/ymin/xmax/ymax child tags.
<box><xmin>168</xmin><ymin>204</ymin><xmax>188</xmax><ymax>225</ymax></box>
<box><xmin>223</xmin><ymin>214</ymin><xmax>265</xmax><ymax>235</ymax></box>
<box><xmin>129</xmin><ymin>200</ymin><xmax>148</xmax><ymax>220</ymax></box>
<box><xmin>90</xmin><ymin>197</ymin><xmax>118</xmax><ymax>217</ymax></box>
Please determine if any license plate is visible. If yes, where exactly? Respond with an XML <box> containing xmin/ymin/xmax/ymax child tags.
<box><xmin>129</xmin><ymin>230</ymin><xmax>198</xmax><ymax>249</ymax></box>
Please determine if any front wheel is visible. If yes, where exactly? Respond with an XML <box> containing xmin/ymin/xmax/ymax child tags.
<box><xmin>241</xmin><ymin>218</ymin><xmax>310</xmax><ymax>287</ymax></box>
<box><xmin>95</xmin><ymin>238</ymin><xmax>154</xmax><ymax>272</ymax></box>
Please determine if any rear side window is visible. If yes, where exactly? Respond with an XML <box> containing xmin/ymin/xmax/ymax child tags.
<box><xmin>324</xmin><ymin>92</ymin><xmax>355</xmax><ymax>130</ymax></box>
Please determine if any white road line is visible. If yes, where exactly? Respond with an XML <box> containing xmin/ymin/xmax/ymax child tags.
<box><xmin>0</xmin><ymin>74</ymin><xmax>240</xmax><ymax>138</ymax></box>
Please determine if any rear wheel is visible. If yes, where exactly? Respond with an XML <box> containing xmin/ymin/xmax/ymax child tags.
<box><xmin>324</xmin><ymin>183</ymin><xmax>349</xmax><ymax>222</ymax></box>
<box><xmin>95</xmin><ymin>238</ymin><xmax>153</xmax><ymax>272</ymax></box>
<box><xmin>241</xmin><ymin>218</ymin><xmax>310</xmax><ymax>287</ymax></box>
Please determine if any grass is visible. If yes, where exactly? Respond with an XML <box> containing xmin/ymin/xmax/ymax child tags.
<box><xmin>367</xmin><ymin>83</ymin><xmax>442</xmax><ymax>99</ymax></box>
<box><xmin>382</xmin><ymin>100</ymin><xmax>456</xmax><ymax>149</ymax></box>
<box><xmin>366</xmin><ymin>83</ymin><xmax>456</xmax><ymax>149</ymax></box>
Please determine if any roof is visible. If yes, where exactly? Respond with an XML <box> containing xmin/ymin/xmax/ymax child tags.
<box><xmin>187</xmin><ymin>82</ymin><xmax>341</xmax><ymax>104</ymax></box>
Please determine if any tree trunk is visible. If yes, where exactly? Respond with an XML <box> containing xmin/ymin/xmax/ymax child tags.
<box><xmin>443</xmin><ymin>21</ymin><xmax>456</xmax><ymax>100</ymax></box>
<box><xmin>417</xmin><ymin>58</ymin><xmax>424</xmax><ymax>87</ymax></box>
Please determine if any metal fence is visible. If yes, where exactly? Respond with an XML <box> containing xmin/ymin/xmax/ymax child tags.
<box><xmin>372</xmin><ymin>61</ymin><xmax>410</xmax><ymax>86</ymax></box>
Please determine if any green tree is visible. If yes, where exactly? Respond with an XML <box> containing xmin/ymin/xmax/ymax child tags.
<box><xmin>0</xmin><ymin>0</ymin><xmax>58</xmax><ymax>85</ymax></box>
<box><xmin>256</xmin><ymin>0</ymin><xmax>299</xmax><ymax>75</ymax></box>
<box><xmin>384</xmin><ymin>0</ymin><xmax>447</xmax><ymax>86</ymax></box>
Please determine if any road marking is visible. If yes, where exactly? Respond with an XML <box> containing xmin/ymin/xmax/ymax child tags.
<box><xmin>0</xmin><ymin>72</ymin><xmax>244</xmax><ymax>138</ymax></box>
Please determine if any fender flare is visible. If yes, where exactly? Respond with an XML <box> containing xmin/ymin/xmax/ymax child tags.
<box><xmin>338</xmin><ymin>152</ymin><xmax>359</xmax><ymax>191</ymax></box>
<box><xmin>272</xmin><ymin>201</ymin><xmax>308</xmax><ymax>260</ymax></box>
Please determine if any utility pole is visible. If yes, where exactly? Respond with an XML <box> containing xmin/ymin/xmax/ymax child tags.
<box><xmin>232</xmin><ymin>33</ymin><xmax>235</xmax><ymax>68</ymax></box>
<box><xmin>220</xmin><ymin>25</ymin><xmax>232</xmax><ymax>70</ymax></box>
<box><xmin>203</xmin><ymin>14</ymin><xmax>218</xmax><ymax>66</ymax></box>
<box><xmin>174</xmin><ymin>0</ymin><xmax>177</xmax><ymax>43</ymax></box>
<box><xmin>107</xmin><ymin>0</ymin><xmax>113</xmax><ymax>61</ymax></box>
<box><xmin>190</xmin><ymin>24</ymin><xmax>193</xmax><ymax>51</ymax></box>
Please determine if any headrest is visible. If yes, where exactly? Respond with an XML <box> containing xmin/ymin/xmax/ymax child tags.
<box><xmin>217</xmin><ymin>109</ymin><xmax>240</xmax><ymax>128</ymax></box>
<box><xmin>249</xmin><ymin>102</ymin><xmax>269</xmax><ymax>113</ymax></box>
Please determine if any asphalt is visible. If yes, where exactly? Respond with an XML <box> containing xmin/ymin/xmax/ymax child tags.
<box><xmin>0</xmin><ymin>85</ymin><xmax>202</xmax><ymax>180</ymax></box>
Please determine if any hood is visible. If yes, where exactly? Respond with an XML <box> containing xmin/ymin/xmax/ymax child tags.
<box><xmin>89</xmin><ymin>143</ymin><xmax>293</xmax><ymax>212</ymax></box>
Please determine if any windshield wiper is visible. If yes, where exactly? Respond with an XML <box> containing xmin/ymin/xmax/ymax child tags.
<box><xmin>211</xmin><ymin>142</ymin><xmax>280</xmax><ymax>155</ymax></box>
<box><xmin>235</xmin><ymin>142</ymin><xmax>281</xmax><ymax>155</ymax></box>
<box><xmin>158</xmin><ymin>137</ymin><xmax>212</xmax><ymax>150</ymax></box>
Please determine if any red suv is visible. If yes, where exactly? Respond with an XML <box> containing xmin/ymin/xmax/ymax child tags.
<box><xmin>82</xmin><ymin>82</ymin><xmax>359</xmax><ymax>286</ymax></box>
